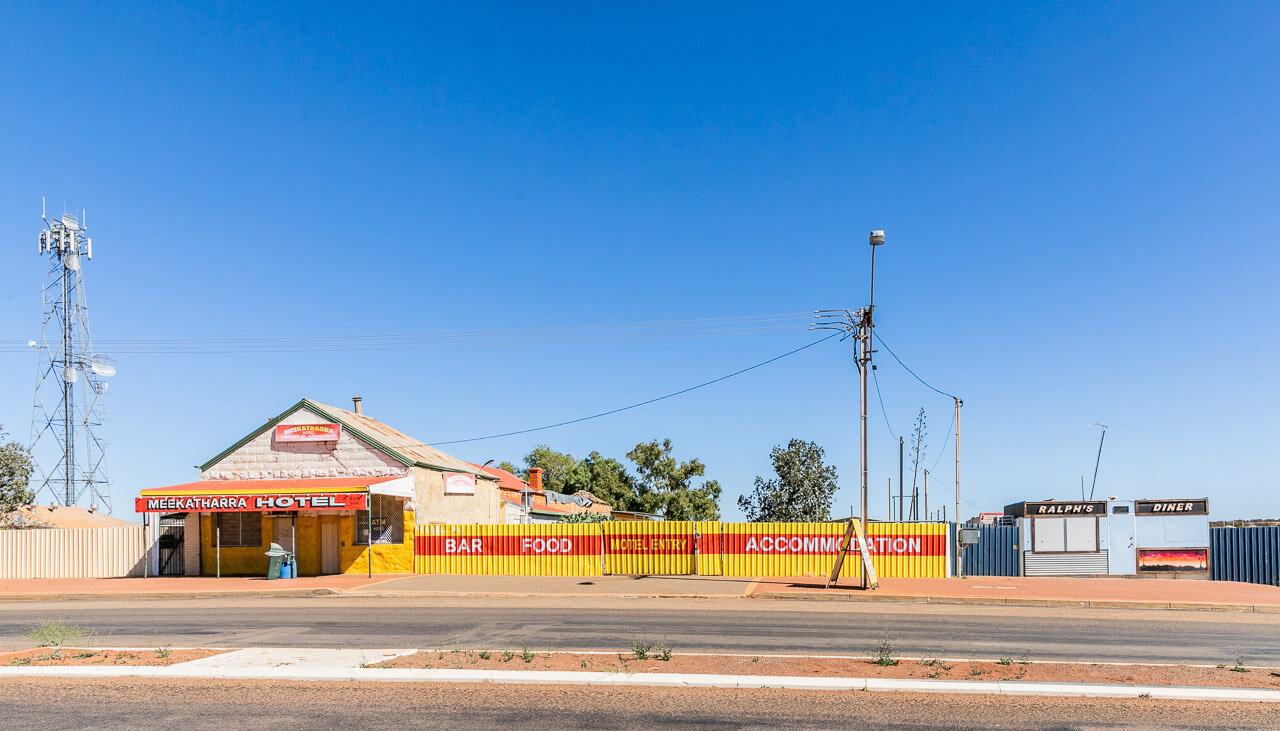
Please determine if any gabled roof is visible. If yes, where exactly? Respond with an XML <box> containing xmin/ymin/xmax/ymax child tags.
<box><xmin>199</xmin><ymin>398</ymin><xmax>488</xmax><ymax>478</ymax></box>
<box><xmin>469</xmin><ymin>463</ymin><xmax>540</xmax><ymax>494</ymax></box>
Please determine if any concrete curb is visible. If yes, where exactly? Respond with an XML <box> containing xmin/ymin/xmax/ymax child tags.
<box><xmin>0</xmin><ymin>589</ymin><xmax>341</xmax><ymax>602</ymax></box>
<box><xmin>752</xmin><ymin>591</ymin><xmax>1280</xmax><ymax>613</ymax></box>
<box><xmin>1</xmin><ymin>665</ymin><xmax>1277</xmax><ymax>702</ymax></box>
<box><xmin>3</xmin><ymin>587</ymin><xmax>1277</xmax><ymax>613</ymax></box>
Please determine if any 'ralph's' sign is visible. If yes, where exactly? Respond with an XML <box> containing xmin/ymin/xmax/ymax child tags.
<box><xmin>1004</xmin><ymin>501</ymin><xmax>1107</xmax><ymax>517</ymax></box>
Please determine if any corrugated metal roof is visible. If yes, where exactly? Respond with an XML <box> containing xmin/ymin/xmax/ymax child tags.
<box><xmin>469</xmin><ymin>463</ymin><xmax>539</xmax><ymax>493</ymax></box>
<box><xmin>304</xmin><ymin>399</ymin><xmax>488</xmax><ymax>478</ymax></box>
<box><xmin>502</xmin><ymin>497</ymin><xmax>575</xmax><ymax>515</ymax></box>
<box><xmin>140</xmin><ymin>476</ymin><xmax>403</xmax><ymax>496</ymax></box>
<box><xmin>6</xmin><ymin>505</ymin><xmax>134</xmax><ymax>529</ymax></box>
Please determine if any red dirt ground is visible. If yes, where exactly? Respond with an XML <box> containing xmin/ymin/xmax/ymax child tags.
<box><xmin>2</xmin><ymin>647</ymin><xmax>227</xmax><ymax>667</ymax></box>
<box><xmin>374</xmin><ymin>650</ymin><xmax>1280</xmax><ymax>690</ymax></box>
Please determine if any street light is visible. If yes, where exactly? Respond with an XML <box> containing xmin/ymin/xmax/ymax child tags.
<box><xmin>859</xmin><ymin>230</ymin><xmax>884</xmax><ymax>588</ymax></box>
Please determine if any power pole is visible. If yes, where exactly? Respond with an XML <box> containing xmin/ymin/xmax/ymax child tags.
<box><xmin>923</xmin><ymin>469</ymin><xmax>929</xmax><ymax>523</ymax></box>
<box><xmin>1087</xmin><ymin>424</ymin><xmax>1108</xmax><ymax>500</ymax></box>
<box><xmin>954</xmin><ymin>396</ymin><xmax>962</xmax><ymax>571</ymax></box>
<box><xmin>898</xmin><ymin>437</ymin><xmax>904</xmax><ymax>522</ymax></box>
<box><xmin>812</xmin><ymin>230</ymin><xmax>884</xmax><ymax>590</ymax></box>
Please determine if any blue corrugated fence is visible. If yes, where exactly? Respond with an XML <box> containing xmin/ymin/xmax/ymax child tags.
<box><xmin>960</xmin><ymin>524</ymin><xmax>1020</xmax><ymax>577</ymax></box>
<box><xmin>1211</xmin><ymin>526</ymin><xmax>1280</xmax><ymax>586</ymax></box>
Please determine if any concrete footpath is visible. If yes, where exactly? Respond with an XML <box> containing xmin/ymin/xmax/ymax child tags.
<box><xmin>2</xmin><ymin>647</ymin><xmax>1278</xmax><ymax>703</ymax></box>
<box><xmin>2</xmin><ymin>573</ymin><xmax>1279</xmax><ymax>611</ymax></box>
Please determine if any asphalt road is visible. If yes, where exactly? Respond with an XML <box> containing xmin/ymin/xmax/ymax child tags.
<box><xmin>1</xmin><ymin>596</ymin><xmax>1277</xmax><ymax>666</ymax></box>
<box><xmin>2</xmin><ymin>678</ymin><xmax>1277</xmax><ymax>730</ymax></box>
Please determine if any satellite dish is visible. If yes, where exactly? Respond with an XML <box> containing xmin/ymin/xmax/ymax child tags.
<box><xmin>61</xmin><ymin>213</ymin><xmax>79</xmax><ymax>229</ymax></box>
<box><xmin>92</xmin><ymin>381</ymin><xmax>109</xmax><ymax>395</ymax></box>
<box><xmin>63</xmin><ymin>253</ymin><xmax>80</xmax><ymax>271</ymax></box>
<box><xmin>90</xmin><ymin>354</ymin><xmax>116</xmax><ymax>377</ymax></box>
<box><xmin>63</xmin><ymin>366</ymin><xmax>78</xmax><ymax>383</ymax></box>
<box><xmin>27</xmin><ymin>340</ymin><xmax>37</xmax><ymax>348</ymax></box>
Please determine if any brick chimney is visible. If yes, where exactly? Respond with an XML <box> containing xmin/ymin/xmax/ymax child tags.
<box><xmin>527</xmin><ymin>467</ymin><xmax>543</xmax><ymax>493</ymax></box>
<box><xmin>352</xmin><ymin>396</ymin><xmax>363</xmax><ymax>415</ymax></box>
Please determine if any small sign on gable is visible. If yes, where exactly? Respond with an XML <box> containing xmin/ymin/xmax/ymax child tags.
<box><xmin>275</xmin><ymin>423</ymin><xmax>341</xmax><ymax>442</ymax></box>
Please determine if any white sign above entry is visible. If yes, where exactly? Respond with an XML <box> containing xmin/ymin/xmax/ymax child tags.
<box><xmin>443</xmin><ymin>472</ymin><xmax>476</xmax><ymax>495</ymax></box>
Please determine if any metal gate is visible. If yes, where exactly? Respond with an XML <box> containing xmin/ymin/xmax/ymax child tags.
<box><xmin>601</xmin><ymin>521</ymin><xmax>697</xmax><ymax>575</ymax></box>
<box><xmin>158</xmin><ymin>516</ymin><xmax>185</xmax><ymax>576</ymax></box>
<box><xmin>960</xmin><ymin>524</ymin><xmax>1020</xmax><ymax>576</ymax></box>
<box><xmin>1211</xmin><ymin>526</ymin><xmax>1280</xmax><ymax>586</ymax></box>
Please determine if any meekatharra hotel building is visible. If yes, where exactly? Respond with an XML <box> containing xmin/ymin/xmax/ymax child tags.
<box><xmin>136</xmin><ymin>397</ymin><xmax>506</xmax><ymax>576</ymax></box>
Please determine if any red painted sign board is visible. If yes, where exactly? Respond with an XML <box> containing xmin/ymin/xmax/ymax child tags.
<box><xmin>274</xmin><ymin>423</ymin><xmax>342</xmax><ymax>442</ymax></box>
<box><xmin>135</xmin><ymin>493</ymin><xmax>367</xmax><ymax>513</ymax></box>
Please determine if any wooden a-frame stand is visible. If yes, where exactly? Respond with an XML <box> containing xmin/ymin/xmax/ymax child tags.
<box><xmin>825</xmin><ymin>520</ymin><xmax>879</xmax><ymax>589</ymax></box>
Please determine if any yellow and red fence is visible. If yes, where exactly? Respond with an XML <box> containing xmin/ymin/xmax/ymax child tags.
<box><xmin>414</xmin><ymin>521</ymin><xmax>948</xmax><ymax>578</ymax></box>
<box><xmin>414</xmin><ymin>523</ymin><xmax>600</xmax><ymax>576</ymax></box>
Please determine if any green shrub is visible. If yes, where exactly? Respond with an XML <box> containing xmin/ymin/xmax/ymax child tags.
<box><xmin>872</xmin><ymin>631</ymin><xmax>898</xmax><ymax>667</ymax></box>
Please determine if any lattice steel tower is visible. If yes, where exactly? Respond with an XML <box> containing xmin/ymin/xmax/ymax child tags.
<box><xmin>29</xmin><ymin>201</ymin><xmax>114</xmax><ymax>511</ymax></box>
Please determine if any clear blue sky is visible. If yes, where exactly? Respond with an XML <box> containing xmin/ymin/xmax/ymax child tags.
<box><xmin>2</xmin><ymin>3</ymin><xmax>1277</xmax><ymax>522</ymax></box>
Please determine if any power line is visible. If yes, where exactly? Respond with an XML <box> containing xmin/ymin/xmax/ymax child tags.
<box><xmin>929</xmin><ymin>411</ymin><xmax>956</xmax><ymax>472</ymax></box>
<box><xmin>0</xmin><ymin>312</ymin><xmax>815</xmax><ymax>354</ymax></box>
<box><xmin>920</xmin><ymin>472</ymin><xmax>985</xmax><ymax>513</ymax></box>
<box><xmin>431</xmin><ymin>333</ymin><xmax>839</xmax><ymax>445</ymax></box>
<box><xmin>871</xmin><ymin>369</ymin><xmax>897</xmax><ymax>440</ymax></box>
<box><xmin>873</xmin><ymin>333</ymin><xmax>957</xmax><ymax>400</ymax></box>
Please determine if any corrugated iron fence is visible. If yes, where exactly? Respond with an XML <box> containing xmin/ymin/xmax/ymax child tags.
<box><xmin>414</xmin><ymin>521</ymin><xmax>949</xmax><ymax>578</ymax></box>
<box><xmin>960</xmin><ymin>524</ymin><xmax>1020</xmax><ymax>577</ymax></box>
<box><xmin>0</xmin><ymin>527</ymin><xmax>147</xmax><ymax>579</ymax></box>
<box><xmin>1210</xmin><ymin>526</ymin><xmax>1280</xmax><ymax>586</ymax></box>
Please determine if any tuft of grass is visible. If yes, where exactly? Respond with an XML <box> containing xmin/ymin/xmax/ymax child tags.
<box><xmin>632</xmin><ymin>635</ymin><xmax>653</xmax><ymax>661</ymax></box>
<box><xmin>580</xmin><ymin>657</ymin><xmax>589</xmax><ymax>669</ymax></box>
<box><xmin>750</xmin><ymin>656</ymin><xmax>760</xmax><ymax>663</ymax></box>
<box><xmin>521</xmin><ymin>643</ymin><xmax>534</xmax><ymax>664</ymax></box>
<box><xmin>155</xmin><ymin>644</ymin><xmax>171</xmax><ymax>660</ymax></box>
<box><xmin>501</xmin><ymin>650</ymin><xmax>515</xmax><ymax>662</ymax></box>
<box><xmin>10</xmin><ymin>656</ymin><xmax>33</xmax><ymax>666</ymax></box>
<box><xmin>1231</xmin><ymin>647</ymin><xmax>1250</xmax><ymax>673</ymax></box>
<box><xmin>478</xmin><ymin>651</ymin><xmax>491</xmax><ymax>661</ymax></box>
<box><xmin>1018</xmin><ymin>648</ymin><xmax>1032</xmax><ymax>665</ymax></box>
<box><xmin>656</xmin><ymin>637</ymin><xmax>673</xmax><ymax>662</ymax></box>
<box><xmin>872</xmin><ymin>630</ymin><xmax>898</xmax><ymax>667</ymax></box>
<box><xmin>1138</xmin><ymin>692</ymin><xmax>1151</xmax><ymax>699</ymax></box>
<box><xmin>73</xmin><ymin>651</ymin><xmax>97</xmax><ymax>659</ymax></box>
<box><xmin>998</xmin><ymin>657</ymin><xmax>1013</xmax><ymax>666</ymax></box>
<box><xmin>28</xmin><ymin>619</ymin><xmax>87</xmax><ymax>659</ymax></box>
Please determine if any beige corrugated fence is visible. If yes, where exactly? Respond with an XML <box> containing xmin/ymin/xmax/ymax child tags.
<box><xmin>0</xmin><ymin>527</ymin><xmax>147</xmax><ymax>579</ymax></box>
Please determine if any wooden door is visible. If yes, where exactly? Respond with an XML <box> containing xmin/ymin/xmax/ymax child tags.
<box><xmin>322</xmin><ymin>521</ymin><xmax>340</xmax><ymax>574</ymax></box>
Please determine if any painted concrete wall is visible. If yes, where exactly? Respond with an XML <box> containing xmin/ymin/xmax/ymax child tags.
<box><xmin>413</xmin><ymin>466</ymin><xmax>501</xmax><ymax>524</ymax></box>
<box><xmin>201</xmin><ymin>409</ymin><xmax>409</xmax><ymax>480</ymax></box>
<box><xmin>199</xmin><ymin>509</ymin><xmax>415</xmax><ymax>576</ymax></box>
<box><xmin>182</xmin><ymin>513</ymin><xmax>201</xmax><ymax>576</ymax></box>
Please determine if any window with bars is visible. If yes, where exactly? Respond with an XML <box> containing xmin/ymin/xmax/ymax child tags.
<box><xmin>355</xmin><ymin>494</ymin><xmax>403</xmax><ymax>545</ymax></box>
<box><xmin>216</xmin><ymin>513</ymin><xmax>263</xmax><ymax>547</ymax></box>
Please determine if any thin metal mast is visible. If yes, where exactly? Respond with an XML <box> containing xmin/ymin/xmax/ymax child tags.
<box><xmin>29</xmin><ymin>204</ymin><xmax>113</xmax><ymax>511</ymax></box>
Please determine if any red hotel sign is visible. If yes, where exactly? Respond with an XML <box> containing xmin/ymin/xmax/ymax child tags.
<box><xmin>135</xmin><ymin>493</ymin><xmax>367</xmax><ymax>513</ymax></box>
<box><xmin>275</xmin><ymin>423</ymin><xmax>341</xmax><ymax>442</ymax></box>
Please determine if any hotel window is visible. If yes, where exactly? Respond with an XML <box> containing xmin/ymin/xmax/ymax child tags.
<box><xmin>216</xmin><ymin>512</ymin><xmax>263</xmax><ymax>547</ymax></box>
<box><xmin>355</xmin><ymin>494</ymin><xmax>403</xmax><ymax>545</ymax></box>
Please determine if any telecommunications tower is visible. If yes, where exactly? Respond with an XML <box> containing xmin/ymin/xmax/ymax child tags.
<box><xmin>29</xmin><ymin>200</ymin><xmax>114</xmax><ymax>511</ymax></box>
